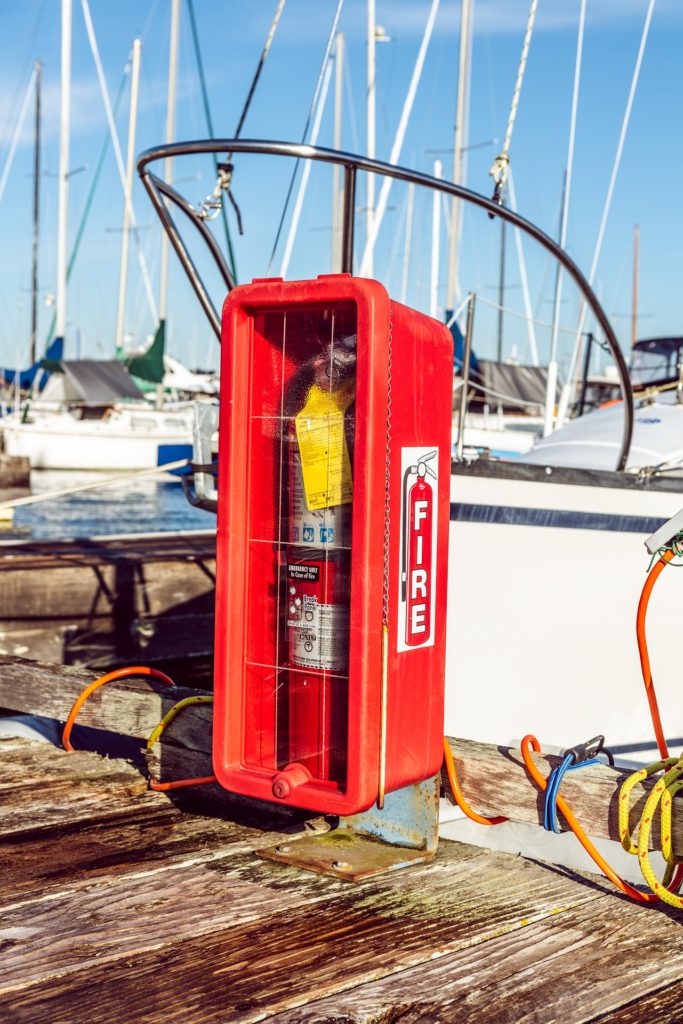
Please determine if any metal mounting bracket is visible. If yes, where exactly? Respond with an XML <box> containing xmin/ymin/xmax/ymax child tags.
<box><xmin>257</xmin><ymin>774</ymin><xmax>440</xmax><ymax>881</ymax></box>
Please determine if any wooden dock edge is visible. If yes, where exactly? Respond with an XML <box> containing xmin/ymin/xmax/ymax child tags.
<box><xmin>0</xmin><ymin>655</ymin><xmax>674</xmax><ymax>851</ymax></box>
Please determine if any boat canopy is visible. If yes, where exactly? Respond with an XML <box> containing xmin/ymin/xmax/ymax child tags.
<box><xmin>39</xmin><ymin>360</ymin><xmax>144</xmax><ymax>406</ymax></box>
<box><xmin>1</xmin><ymin>337</ymin><xmax>64</xmax><ymax>390</ymax></box>
<box><xmin>474</xmin><ymin>359</ymin><xmax>548</xmax><ymax>411</ymax></box>
<box><xmin>630</xmin><ymin>336</ymin><xmax>683</xmax><ymax>388</ymax></box>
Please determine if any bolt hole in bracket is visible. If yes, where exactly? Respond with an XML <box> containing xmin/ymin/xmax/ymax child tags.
<box><xmin>257</xmin><ymin>775</ymin><xmax>440</xmax><ymax>881</ymax></box>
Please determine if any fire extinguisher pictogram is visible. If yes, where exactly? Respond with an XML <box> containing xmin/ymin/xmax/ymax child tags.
<box><xmin>399</xmin><ymin>449</ymin><xmax>437</xmax><ymax>650</ymax></box>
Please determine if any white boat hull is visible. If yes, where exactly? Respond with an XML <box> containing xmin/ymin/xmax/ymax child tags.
<box><xmin>3</xmin><ymin>410</ymin><xmax>193</xmax><ymax>471</ymax></box>
<box><xmin>446</xmin><ymin>463</ymin><xmax>683</xmax><ymax>764</ymax></box>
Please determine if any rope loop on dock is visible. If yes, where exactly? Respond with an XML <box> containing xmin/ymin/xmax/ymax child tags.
<box><xmin>520</xmin><ymin>735</ymin><xmax>664</xmax><ymax>904</ymax></box>
<box><xmin>619</xmin><ymin>757</ymin><xmax>683</xmax><ymax>909</ymax></box>
<box><xmin>541</xmin><ymin>736</ymin><xmax>613</xmax><ymax>834</ymax></box>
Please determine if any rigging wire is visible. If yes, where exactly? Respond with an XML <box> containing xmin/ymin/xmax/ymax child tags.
<box><xmin>507</xmin><ymin>169</ymin><xmax>539</xmax><ymax>366</ymax></box>
<box><xmin>186</xmin><ymin>0</ymin><xmax>238</xmax><ymax>281</ymax></box>
<box><xmin>196</xmin><ymin>0</ymin><xmax>287</xmax><ymax>243</ymax></box>
<box><xmin>474</xmin><ymin>293</ymin><xmax>587</xmax><ymax>337</ymax></box>
<box><xmin>557</xmin><ymin>0</ymin><xmax>657</xmax><ymax>426</ymax></box>
<box><xmin>231</xmin><ymin>0</ymin><xmax>287</xmax><ymax>148</ymax></box>
<box><xmin>80</xmin><ymin>0</ymin><xmax>159</xmax><ymax>325</ymax></box>
<box><xmin>44</xmin><ymin>70</ymin><xmax>129</xmax><ymax>349</ymax></box>
<box><xmin>359</xmin><ymin>0</ymin><xmax>441</xmax><ymax>276</ymax></box>
<box><xmin>488</xmin><ymin>0</ymin><xmax>538</xmax><ymax>204</ymax></box>
<box><xmin>544</xmin><ymin>0</ymin><xmax>586</xmax><ymax>436</ymax></box>
<box><xmin>266</xmin><ymin>0</ymin><xmax>344</xmax><ymax>275</ymax></box>
<box><xmin>279</xmin><ymin>57</ymin><xmax>334</xmax><ymax>278</ymax></box>
<box><xmin>0</xmin><ymin>66</ymin><xmax>37</xmax><ymax>206</ymax></box>
<box><xmin>343</xmin><ymin>38</ymin><xmax>359</xmax><ymax>153</ymax></box>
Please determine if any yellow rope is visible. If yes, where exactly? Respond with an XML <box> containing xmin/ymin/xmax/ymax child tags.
<box><xmin>146</xmin><ymin>694</ymin><xmax>214</xmax><ymax>749</ymax></box>
<box><xmin>619</xmin><ymin>756</ymin><xmax>683</xmax><ymax>907</ymax></box>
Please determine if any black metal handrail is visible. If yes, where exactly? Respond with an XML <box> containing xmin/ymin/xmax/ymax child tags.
<box><xmin>137</xmin><ymin>138</ymin><xmax>634</xmax><ymax>471</ymax></box>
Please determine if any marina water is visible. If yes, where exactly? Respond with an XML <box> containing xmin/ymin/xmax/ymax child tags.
<box><xmin>5</xmin><ymin>470</ymin><xmax>214</xmax><ymax>541</ymax></box>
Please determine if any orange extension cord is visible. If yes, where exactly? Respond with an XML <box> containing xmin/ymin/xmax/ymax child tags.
<box><xmin>443</xmin><ymin>547</ymin><xmax>683</xmax><ymax>903</ymax></box>
<box><xmin>636</xmin><ymin>548</ymin><xmax>675</xmax><ymax>760</ymax></box>
<box><xmin>61</xmin><ymin>666</ymin><xmax>216</xmax><ymax>791</ymax></box>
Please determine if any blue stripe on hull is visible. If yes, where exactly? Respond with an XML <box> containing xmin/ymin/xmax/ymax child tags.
<box><xmin>450</xmin><ymin>502</ymin><xmax>667</xmax><ymax>534</ymax></box>
<box><xmin>158</xmin><ymin>443</ymin><xmax>193</xmax><ymax>475</ymax></box>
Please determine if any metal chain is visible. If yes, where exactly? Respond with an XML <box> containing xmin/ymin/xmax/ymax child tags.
<box><xmin>382</xmin><ymin>317</ymin><xmax>393</xmax><ymax>625</ymax></box>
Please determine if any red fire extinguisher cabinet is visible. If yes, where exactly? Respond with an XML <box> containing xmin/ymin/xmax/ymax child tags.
<box><xmin>213</xmin><ymin>274</ymin><xmax>453</xmax><ymax>815</ymax></box>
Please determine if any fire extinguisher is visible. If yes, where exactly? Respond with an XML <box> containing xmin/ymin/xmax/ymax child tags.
<box><xmin>283</xmin><ymin>331</ymin><xmax>356</xmax><ymax>781</ymax></box>
<box><xmin>401</xmin><ymin>451</ymin><xmax>436</xmax><ymax>648</ymax></box>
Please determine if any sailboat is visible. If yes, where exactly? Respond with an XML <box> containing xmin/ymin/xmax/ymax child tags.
<box><xmin>2</xmin><ymin>2</ymin><xmax>194</xmax><ymax>472</ymax></box>
<box><xmin>121</xmin><ymin>321</ymin><xmax>219</xmax><ymax>398</ymax></box>
<box><xmin>1</xmin><ymin>337</ymin><xmax>64</xmax><ymax>392</ymax></box>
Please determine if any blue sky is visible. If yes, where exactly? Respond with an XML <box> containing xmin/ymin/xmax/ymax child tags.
<box><xmin>0</xmin><ymin>0</ymin><xmax>682</xmax><ymax>372</ymax></box>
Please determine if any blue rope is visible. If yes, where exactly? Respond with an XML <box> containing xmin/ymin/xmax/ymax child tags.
<box><xmin>543</xmin><ymin>754</ymin><xmax>601</xmax><ymax>834</ymax></box>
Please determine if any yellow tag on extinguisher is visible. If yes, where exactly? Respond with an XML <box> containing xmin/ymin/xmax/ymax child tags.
<box><xmin>295</xmin><ymin>382</ymin><xmax>354</xmax><ymax>511</ymax></box>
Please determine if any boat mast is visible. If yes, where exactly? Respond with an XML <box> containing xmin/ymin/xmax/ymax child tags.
<box><xmin>331</xmin><ymin>31</ymin><xmax>344</xmax><ymax>272</ymax></box>
<box><xmin>543</xmin><ymin>0</ymin><xmax>585</xmax><ymax>436</ymax></box>
<box><xmin>56</xmin><ymin>0</ymin><xmax>72</xmax><ymax>345</ymax></box>
<box><xmin>631</xmin><ymin>223</ymin><xmax>639</xmax><ymax>349</ymax></box>
<box><xmin>159</xmin><ymin>0</ymin><xmax>181</xmax><ymax>328</ymax></box>
<box><xmin>115</xmin><ymin>39</ymin><xmax>142</xmax><ymax>358</ymax></box>
<box><xmin>445</xmin><ymin>0</ymin><xmax>473</xmax><ymax>316</ymax></box>
<box><xmin>30</xmin><ymin>61</ymin><xmax>42</xmax><ymax>365</ymax></box>
<box><xmin>400</xmin><ymin>182</ymin><xmax>415</xmax><ymax>304</ymax></box>
<box><xmin>366</xmin><ymin>0</ymin><xmax>375</xmax><ymax>277</ymax></box>
<box><xmin>430</xmin><ymin>159</ymin><xmax>442</xmax><ymax>318</ymax></box>
<box><xmin>496</xmin><ymin>220</ymin><xmax>506</xmax><ymax>362</ymax></box>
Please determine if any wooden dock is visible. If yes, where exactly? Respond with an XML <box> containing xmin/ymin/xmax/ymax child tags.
<box><xmin>0</xmin><ymin>531</ymin><xmax>215</xmax><ymax>678</ymax></box>
<box><xmin>2</xmin><ymin>658</ymin><xmax>683</xmax><ymax>1022</ymax></box>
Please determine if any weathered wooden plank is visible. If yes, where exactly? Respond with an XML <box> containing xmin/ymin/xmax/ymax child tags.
<box><xmin>0</xmin><ymin>739</ymin><xmax>180</xmax><ymax>841</ymax></box>
<box><xmin>0</xmin><ymin>531</ymin><xmax>215</xmax><ymax>563</ymax></box>
<box><xmin>0</xmin><ymin>532</ymin><xmax>215</xmax><ymax>668</ymax></box>
<box><xmin>0</xmin><ymin>809</ymin><xmax>241</xmax><ymax>903</ymax></box>
<box><xmin>0</xmin><ymin>558</ymin><xmax>215</xmax><ymax>620</ymax></box>
<box><xmin>444</xmin><ymin>737</ymin><xmax>674</xmax><ymax>852</ymax></box>
<box><xmin>0</xmin><ymin>845</ymin><xmax>600</xmax><ymax>1021</ymax></box>
<box><xmin>0</xmin><ymin>740</ymin><xmax>317</xmax><ymax>901</ymax></box>
<box><xmin>587</xmin><ymin>981</ymin><xmax>683</xmax><ymax>1024</ymax></box>
<box><xmin>0</xmin><ymin>741</ymin><xmax>140</xmax><ymax>787</ymax></box>
<box><xmin>0</xmin><ymin>454</ymin><xmax>30</xmax><ymax>490</ymax></box>
<box><xmin>0</xmin><ymin>810</ymin><xmax>312</xmax><ymax>912</ymax></box>
<box><xmin>0</xmin><ymin>720</ymin><xmax>304</xmax><ymax>829</ymax></box>
<box><xmin>0</xmin><ymin>846</ymin><xmax>341</xmax><ymax>995</ymax></box>
<box><xmin>0</xmin><ymin>656</ymin><xmax>210</xmax><ymax>742</ymax></box>
<box><xmin>0</xmin><ymin>766</ymin><xmax>158</xmax><ymax>839</ymax></box>
<box><xmin>263</xmin><ymin>893</ymin><xmax>683</xmax><ymax>1024</ymax></box>
<box><xmin>0</xmin><ymin>659</ymin><xmax>678</xmax><ymax>849</ymax></box>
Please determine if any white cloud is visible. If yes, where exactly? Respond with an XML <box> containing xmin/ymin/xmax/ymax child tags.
<box><xmin>0</xmin><ymin>66</ymin><xmax>202</xmax><ymax>153</ymax></box>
